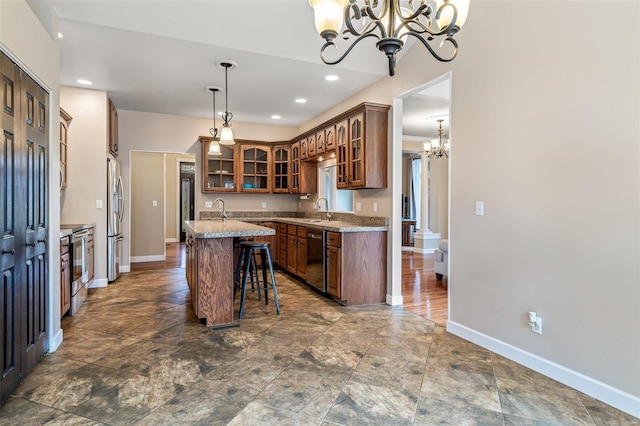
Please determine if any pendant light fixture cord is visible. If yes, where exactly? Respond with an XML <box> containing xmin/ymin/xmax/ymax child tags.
<box><xmin>210</xmin><ymin>89</ymin><xmax>217</xmax><ymax>138</ymax></box>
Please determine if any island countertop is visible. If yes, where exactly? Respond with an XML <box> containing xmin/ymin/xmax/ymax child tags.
<box><xmin>185</xmin><ymin>220</ymin><xmax>276</xmax><ymax>238</ymax></box>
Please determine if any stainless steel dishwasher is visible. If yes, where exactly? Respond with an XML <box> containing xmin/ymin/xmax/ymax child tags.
<box><xmin>306</xmin><ymin>228</ymin><xmax>326</xmax><ymax>293</ymax></box>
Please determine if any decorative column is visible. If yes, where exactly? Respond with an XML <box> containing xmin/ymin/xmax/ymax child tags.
<box><xmin>413</xmin><ymin>153</ymin><xmax>441</xmax><ymax>254</ymax></box>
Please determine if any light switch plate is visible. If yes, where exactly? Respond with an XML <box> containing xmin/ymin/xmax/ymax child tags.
<box><xmin>262</xmin><ymin>202</ymin><xmax>267</xmax><ymax>209</ymax></box>
<box><xmin>356</xmin><ymin>202</ymin><xmax>362</xmax><ymax>212</ymax></box>
<box><xmin>152</xmin><ymin>200</ymin><xmax>158</xmax><ymax>207</ymax></box>
<box><xmin>96</xmin><ymin>199</ymin><xmax>103</xmax><ymax>209</ymax></box>
<box><xmin>205</xmin><ymin>201</ymin><xmax>213</xmax><ymax>208</ymax></box>
<box><xmin>373</xmin><ymin>202</ymin><xmax>378</xmax><ymax>212</ymax></box>
<box><xmin>475</xmin><ymin>201</ymin><xmax>484</xmax><ymax>216</ymax></box>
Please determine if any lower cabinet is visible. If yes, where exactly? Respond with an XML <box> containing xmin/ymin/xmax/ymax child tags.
<box><xmin>60</xmin><ymin>237</ymin><xmax>71</xmax><ymax>318</ymax></box>
<box><xmin>325</xmin><ymin>230</ymin><xmax>387</xmax><ymax>305</ymax></box>
<box><xmin>278</xmin><ymin>223</ymin><xmax>288</xmax><ymax>267</ymax></box>
<box><xmin>327</xmin><ymin>238</ymin><xmax>341</xmax><ymax>299</ymax></box>
<box><xmin>286</xmin><ymin>225</ymin><xmax>307</xmax><ymax>278</ymax></box>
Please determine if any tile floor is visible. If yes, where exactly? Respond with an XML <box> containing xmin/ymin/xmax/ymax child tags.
<box><xmin>1</xmin><ymin>268</ymin><xmax>637</xmax><ymax>425</ymax></box>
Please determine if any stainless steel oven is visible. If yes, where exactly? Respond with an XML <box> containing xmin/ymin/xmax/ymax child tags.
<box><xmin>69</xmin><ymin>225</ymin><xmax>95</xmax><ymax>315</ymax></box>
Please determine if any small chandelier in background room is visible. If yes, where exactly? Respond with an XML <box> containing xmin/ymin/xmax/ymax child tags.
<box><xmin>308</xmin><ymin>0</ymin><xmax>470</xmax><ymax>76</ymax></box>
<box><xmin>217</xmin><ymin>60</ymin><xmax>237</xmax><ymax>145</ymax></box>
<box><xmin>207</xmin><ymin>86</ymin><xmax>222</xmax><ymax>156</ymax></box>
<box><xmin>424</xmin><ymin>118</ymin><xmax>450</xmax><ymax>158</ymax></box>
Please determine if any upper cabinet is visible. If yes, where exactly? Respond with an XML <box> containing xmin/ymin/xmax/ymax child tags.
<box><xmin>200</xmin><ymin>136</ymin><xmax>237</xmax><ymax>192</ymax></box>
<box><xmin>59</xmin><ymin>108</ymin><xmax>72</xmax><ymax>190</ymax></box>
<box><xmin>272</xmin><ymin>145</ymin><xmax>291</xmax><ymax>194</ymax></box>
<box><xmin>108</xmin><ymin>97</ymin><xmax>118</xmax><ymax>157</ymax></box>
<box><xmin>240</xmin><ymin>145</ymin><xmax>271</xmax><ymax>192</ymax></box>
<box><xmin>301</xmin><ymin>102</ymin><xmax>389</xmax><ymax>189</ymax></box>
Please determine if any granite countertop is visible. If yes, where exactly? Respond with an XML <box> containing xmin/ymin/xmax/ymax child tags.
<box><xmin>185</xmin><ymin>220</ymin><xmax>276</xmax><ymax>238</ymax></box>
<box><xmin>236</xmin><ymin>217</ymin><xmax>387</xmax><ymax>233</ymax></box>
<box><xmin>60</xmin><ymin>223</ymin><xmax>96</xmax><ymax>239</ymax></box>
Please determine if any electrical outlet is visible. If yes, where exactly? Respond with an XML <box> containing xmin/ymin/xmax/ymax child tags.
<box><xmin>356</xmin><ymin>202</ymin><xmax>362</xmax><ymax>212</ymax></box>
<box><xmin>205</xmin><ymin>201</ymin><xmax>213</xmax><ymax>208</ymax></box>
<box><xmin>373</xmin><ymin>202</ymin><xmax>378</xmax><ymax>212</ymax></box>
<box><xmin>96</xmin><ymin>199</ymin><xmax>103</xmax><ymax>209</ymax></box>
<box><xmin>262</xmin><ymin>201</ymin><xmax>267</xmax><ymax>209</ymax></box>
<box><xmin>152</xmin><ymin>200</ymin><xmax>158</xmax><ymax>207</ymax></box>
<box><xmin>532</xmin><ymin>317</ymin><xmax>542</xmax><ymax>334</ymax></box>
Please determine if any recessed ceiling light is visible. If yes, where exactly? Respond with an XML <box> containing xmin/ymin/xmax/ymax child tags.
<box><xmin>271</xmin><ymin>115</ymin><xmax>281</xmax><ymax>120</ymax></box>
<box><xmin>295</xmin><ymin>98</ymin><xmax>307</xmax><ymax>104</ymax></box>
<box><xmin>325</xmin><ymin>75</ymin><xmax>339</xmax><ymax>82</ymax></box>
<box><xmin>57</xmin><ymin>32</ymin><xmax>63</xmax><ymax>39</ymax></box>
<box><xmin>76</xmin><ymin>79</ymin><xmax>93</xmax><ymax>85</ymax></box>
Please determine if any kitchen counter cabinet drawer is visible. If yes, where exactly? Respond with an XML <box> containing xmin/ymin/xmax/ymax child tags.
<box><xmin>327</xmin><ymin>232</ymin><xmax>341</xmax><ymax>248</ymax></box>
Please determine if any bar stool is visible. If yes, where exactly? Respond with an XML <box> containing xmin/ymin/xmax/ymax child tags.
<box><xmin>234</xmin><ymin>238</ymin><xmax>260</xmax><ymax>300</ymax></box>
<box><xmin>236</xmin><ymin>241</ymin><xmax>280</xmax><ymax>319</ymax></box>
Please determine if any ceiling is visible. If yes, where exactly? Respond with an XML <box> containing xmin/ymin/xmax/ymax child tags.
<box><xmin>28</xmin><ymin>0</ymin><xmax>448</xmax><ymax>137</ymax></box>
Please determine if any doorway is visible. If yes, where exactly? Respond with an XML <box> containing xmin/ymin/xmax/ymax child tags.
<box><xmin>397</xmin><ymin>74</ymin><xmax>451</xmax><ymax>325</ymax></box>
<box><xmin>179</xmin><ymin>162</ymin><xmax>195</xmax><ymax>242</ymax></box>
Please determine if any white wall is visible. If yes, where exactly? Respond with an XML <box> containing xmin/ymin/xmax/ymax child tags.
<box><xmin>294</xmin><ymin>0</ymin><xmax>640</xmax><ymax>415</ymax></box>
<box><xmin>1</xmin><ymin>0</ymin><xmax>62</xmax><ymax>349</ymax></box>
<box><xmin>59</xmin><ymin>86</ymin><xmax>109</xmax><ymax>287</ymax></box>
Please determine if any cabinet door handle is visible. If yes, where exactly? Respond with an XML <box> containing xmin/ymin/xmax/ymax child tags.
<box><xmin>38</xmin><ymin>239</ymin><xmax>46</xmax><ymax>243</ymax></box>
<box><xmin>2</xmin><ymin>249</ymin><xmax>14</xmax><ymax>255</ymax></box>
<box><xmin>26</xmin><ymin>243</ymin><xmax>36</xmax><ymax>248</ymax></box>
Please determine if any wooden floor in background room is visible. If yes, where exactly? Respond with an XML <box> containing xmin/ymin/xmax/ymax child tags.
<box><xmin>402</xmin><ymin>251</ymin><xmax>448</xmax><ymax>326</ymax></box>
<box><xmin>130</xmin><ymin>242</ymin><xmax>186</xmax><ymax>272</ymax></box>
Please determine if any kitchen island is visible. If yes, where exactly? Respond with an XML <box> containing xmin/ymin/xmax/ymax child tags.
<box><xmin>184</xmin><ymin>220</ymin><xmax>275</xmax><ymax>328</ymax></box>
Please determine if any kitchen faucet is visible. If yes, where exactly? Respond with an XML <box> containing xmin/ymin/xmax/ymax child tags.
<box><xmin>213</xmin><ymin>198</ymin><xmax>227</xmax><ymax>221</ymax></box>
<box><xmin>315</xmin><ymin>197</ymin><xmax>331</xmax><ymax>221</ymax></box>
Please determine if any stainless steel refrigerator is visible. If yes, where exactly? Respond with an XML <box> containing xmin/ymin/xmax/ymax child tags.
<box><xmin>107</xmin><ymin>157</ymin><xmax>124</xmax><ymax>281</ymax></box>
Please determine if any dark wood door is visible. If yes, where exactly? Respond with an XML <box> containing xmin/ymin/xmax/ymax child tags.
<box><xmin>0</xmin><ymin>52</ymin><xmax>48</xmax><ymax>408</ymax></box>
<box><xmin>287</xmin><ymin>234</ymin><xmax>297</xmax><ymax>274</ymax></box>
<box><xmin>0</xmin><ymin>51</ymin><xmax>20</xmax><ymax>408</ymax></box>
<box><xmin>296</xmin><ymin>237</ymin><xmax>307</xmax><ymax>278</ymax></box>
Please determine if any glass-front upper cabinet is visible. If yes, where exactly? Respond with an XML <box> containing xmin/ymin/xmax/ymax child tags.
<box><xmin>272</xmin><ymin>145</ymin><xmax>291</xmax><ymax>193</ymax></box>
<box><xmin>200</xmin><ymin>137</ymin><xmax>237</xmax><ymax>192</ymax></box>
<box><xmin>240</xmin><ymin>145</ymin><xmax>271</xmax><ymax>192</ymax></box>
<box><xmin>291</xmin><ymin>141</ymin><xmax>300</xmax><ymax>193</ymax></box>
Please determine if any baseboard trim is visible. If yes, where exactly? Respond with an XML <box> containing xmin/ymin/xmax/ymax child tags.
<box><xmin>446</xmin><ymin>320</ymin><xmax>640</xmax><ymax>418</ymax></box>
<box><xmin>165</xmin><ymin>238</ymin><xmax>178</xmax><ymax>243</ymax></box>
<box><xmin>89</xmin><ymin>278</ymin><xmax>108</xmax><ymax>288</ymax></box>
<box><xmin>130</xmin><ymin>255</ymin><xmax>166</xmax><ymax>263</ymax></box>
<box><xmin>413</xmin><ymin>247</ymin><xmax>436</xmax><ymax>254</ymax></box>
<box><xmin>50</xmin><ymin>328</ymin><xmax>63</xmax><ymax>352</ymax></box>
<box><xmin>386</xmin><ymin>294</ymin><xmax>403</xmax><ymax>306</ymax></box>
<box><xmin>120</xmin><ymin>265</ymin><xmax>130</xmax><ymax>273</ymax></box>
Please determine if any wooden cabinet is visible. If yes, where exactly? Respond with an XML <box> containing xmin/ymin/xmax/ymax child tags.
<box><xmin>278</xmin><ymin>223</ymin><xmax>288</xmax><ymax>267</ymax></box>
<box><xmin>272</xmin><ymin>145</ymin><xmax>291</xmax><ymax>193</ymax></box>
<box><xmin>325</xmin><ymin>124</ymin><xmax>336</xmax><ymax>152</ymax></box>
<box><xmin>300</xmin><ymin>137</ymin><xmax>308</xmax><ymax>160</ymax></box>
<box><xmin>303</xmin><ymin>103</ymin><xmax>387</xmax><ymax>189</ymax></box>
<box><xmin>336</xmin><ymin>119</ymin><xmax>349</xmax><ymax>188</ymax></box>
<box><xmin>60</xmin><ymin>237</ymin><xmax>71</xmax><ymax>317</ymax></box>
<box><xmin>315</xmin><ymin>129</ymin><xmax>325</xmax><ymax>155</ymax></box>
<box><xmin>240</xmin><ymin>145</ymin><xmax>271</xmax><ymax>192</ymax></box>
<box><xmin>291</xmin><ymin>142</ymin><xmax>300</xmax><ymax>193</ymax></box>
<box><xmin>200</xmin><ymin>137</ymin><xmax>237</xmax><ymax>192</ymax></box>
<box><xmin>108</xmin><ymin>97</ymin><xmax>118</xmax><ymax>157</ymax></box>
<box><xmin>290</xmin><ymin>141</ymin><xmax>317</xmax><ymax>194</ymax></box>
<box><xmin>325</xmin><ymin>231</ymin><xmax>387</xmax><ymax>305</ymax></box>
<box><xmin>59</xmin><ymin>108</ymin><xmax>71</xmax><ymax>190</ymax></box>
<box><xmin>326</xmin><ymin>233</ymin><xmax>341</xmax><ymax>299</ymax></box>
<box><xmin>308</xmin><ymin>135</ymin><xmax>316</xmax><ymax>158</ymax></box>
<box><xmin>286</xmin><ymin>225</ymin><xmax>307</xmax><ymax>278</ymax></box>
